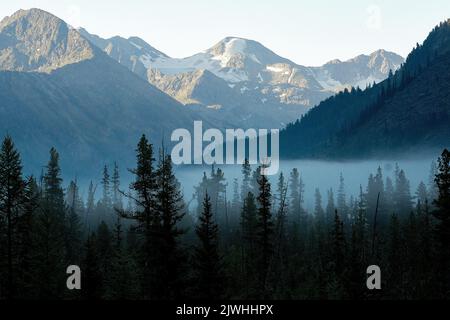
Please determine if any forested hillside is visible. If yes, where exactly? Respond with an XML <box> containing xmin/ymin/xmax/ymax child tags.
<box><xmin>281</xmin><ymin>20</ymin><xmax>450</xmax><ymax>159</ymax></box>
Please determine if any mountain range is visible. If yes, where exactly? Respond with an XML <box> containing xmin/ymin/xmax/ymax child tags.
<box><xmin>1</xmin><ymin>8</ymin><xmax>446</xmax><ymax>177</ymax></box>
<box><xmin>79</xmin><ymin>29</ymin><xmax>404</xmax><ymax>128</ymax></box>
<box><xmin>0</xmin><ymin>9</ymin><xmax>194</xmax><ymax>176</ymax></box>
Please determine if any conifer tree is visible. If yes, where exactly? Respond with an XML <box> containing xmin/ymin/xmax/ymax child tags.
<box><xmin>112</xmin><ymin>162</ymin><xmax>122</xmax><ymax>210</ymax></box>
<box><xmin>348</xmin><ymin>197</ymin><xmax>368</xmax><ymax>299</ymax></box>
<box><xmin>395</xmin><ymin>169</ymin><xmax>413</xmax><ymax>215</ymax></box>
<box><xmin>432</xmin><ymin>149</ymin><xmax>450</xmax><ymax>297</ymax></box>
<box><xmin>314</xmin><ymin>188</ymin><xmax>325</xmax><ymax>224</ymax></box>
<box><xmin>256</xmin><ymin>170</ymin><xmax>274</xmax><ymax>298</ymax></box>
<box><xmin>331</xmin><ymin>210</ymin><xmax>346</xmax><ymax>278</ymax></box>
<box><xmin>428</xmin><ymin>160</ymin><xmax>439</xmax><ymax>205</ymax></box>
<box><xmin>101</xmin><ymin>165</ymin><xmax>111</xmax><ymax>209</ymax></box>
<box><xmin>122</xmin><ymin>135</ymin><xmax>159</xmax><ymax>299</ymax></box>
<box><xmin>416</xmin><ymin>181</ymin><xmax>428</xmax><ymax>205</ymax></box>
<box><xmin>193</xmin><ymin>193</ymin><xmax>224</xmax><ymax>300</ymax></box>
<box><xmin>85</xmin><ymin>181</ymin><xmax>96</xmax><ymax>228</ymax></box>
<box><xmin>241</xmin><ymin>159</ymin><xmax>252</xmax><ymax>201</ymax></box>
<box><xmin>337</xmin><ymin>173</ymin><xmax>348</xmax><ymax>220</ymax></box>
<box><xmin>272</xmin><ymin>172</ymin><xmax>289</xmax><ymax>298</ymax></box>
<box><xmin>33</xmin><ymin>147</ymin><xmax>67</xmax><ymax>298</ymax></box>
<box><xmin>251</xmin><ymin>167</ymin><xmax>262</xmax><ymax>196</ymax></box>
<box><xmin>15</xmin><ymin>177</ymin><xmax>39</xmax><ymax>299</ymax></box>
<box><xmin>0</xmin><ymin>136</ymin><xmax>27</xmax><ymax>299</ymax></box>
<box><xmin>289</xmin><ymin>169</ymin><xmax>301</xmax><ymax>213</ymax></box>
<box><xmin>366</xmin><ymin>167</ymin><xmax>385</xmax><ymax>225</ymax></box>
<box><xmin>65</xmin><ymin>180</ymin><xmax>83</xmax><ymax>265</ymax></box>
<box><xmin>328</xmin><ymin>210</ymin><xmax>347</xmax><ymax>298</ymax></box>
<box><xmin>326</xmin><ymin>188</ymin><xmax>336</xmax><ymax>225</ymax></box>
<box><xmin>385</xmin><ymin>177</ymin><xmax>395</xmax><ymax>215</ymax></box>
<box><xmin>231</xmin><ymin>178</ymin><xmax>240</xmax><ymax>225</ymax></box>
<box><xmin>155</xmin><ymin>152</ymin><xmax>186</xmax><ymax>299</ymax></box>
<box><xmin>241</xmin><ymin>192</ymin><xmax>258</xmax><ymax>297</ymax></box>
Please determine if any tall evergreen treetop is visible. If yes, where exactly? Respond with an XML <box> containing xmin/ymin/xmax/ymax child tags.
<box><xmin>194</xmin><ymin>192</ymin><xmax>223</xmax><ymax>299</ymax></box>
<box><xmin>44</xmin><ymin>147</ymin><xmax>64</xmax><ymax>208</ymax></box>
<box><xmin>256</xmin><ymin>169</ymin><xmax>274</xmax><ymax>298</ymax></box>
<box><xmin>101</xmin><ymin>165</ymin><xmax>111</xmax><ymax>209</ymax></box>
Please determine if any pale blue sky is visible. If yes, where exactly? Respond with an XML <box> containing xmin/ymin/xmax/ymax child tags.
<box><xmin>1</xmin><ymin>0</ymin><xmax>449</xmax><ymax>66</ymax></box>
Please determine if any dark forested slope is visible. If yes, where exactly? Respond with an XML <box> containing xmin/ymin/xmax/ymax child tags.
<box><xmin>281</xmin><ymin>20</ymin><xmax>450</xmax><ymax>159</ymax></box>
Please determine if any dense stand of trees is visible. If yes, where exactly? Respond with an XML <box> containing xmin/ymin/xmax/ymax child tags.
<box><xmin>0</xmin><ymin>134</ymin><xmax>449</xmax><ymax>300</ymax></box>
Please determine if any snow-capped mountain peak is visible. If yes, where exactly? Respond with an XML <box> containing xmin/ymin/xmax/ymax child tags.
<box><xmin>311</xmin><ymin>49</ymin><xmax>404</xmax><ymax>91</ymax></box>
<box><xmin>206</xmin><ymin>37</ymin><xmax>263</xmax><ymax>67</ymax></box>
<box><xmin>77</xmin><ymin>28</ymin><xmax>404</xmax><ymax>128</ymax></box>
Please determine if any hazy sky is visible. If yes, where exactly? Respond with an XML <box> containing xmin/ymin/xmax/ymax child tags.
<box><xmin>1</xmin><ymin>0</ymin><xmax>449</xmax><ymax>66</ymax></box>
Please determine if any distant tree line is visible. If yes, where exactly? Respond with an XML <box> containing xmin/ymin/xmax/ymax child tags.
<box><xmin>0</xmin><ymin>134</ymin><xmax>449</xmax><ymax>300</ymax></box>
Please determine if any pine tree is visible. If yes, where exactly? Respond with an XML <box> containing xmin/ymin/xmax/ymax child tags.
<box><xmin>432</xmin><ymin>149</ymin><xmax>450</xmax><ymax>297</ymax></box>
<box><xmin>241</xmin><ymin>159</ymin><xmax>252</xmax><ymax>201</ymax></box>
<box><xmin>15</xmin><ymin>177</ymin><xmax>39</xmax><ymax>299</ymax></box>
<box><xmin>122</xmin><ymin>135</ymin><xmax>158</xmax><ymax>299</ymax></box>
<box><xmin>33</xmin><ymin>147</ymin><xmax>67</xmax><ymax>298</ymax></box>
<box><xmin>290</xmin><ymin>169</ymin><xmax>306</xmax><ymax>220</ymax></box>
<box><xmin>194</xmin><ymin>172</ymin><xmax>209</xmax><ymax>216</ymax></box>
<box><xmin>0</xmin><ymin>136</ymin><xmax>27</xmax><ymax>299</ymax></box>
<box><xmin>289</xmin><ymin>169</ymin><xmax>301</xmax><ymax>213</ymax></box>
<box><xmin>385</xmin><ymin>177</ymin><xmax>395</xmax><ymax>215</ymax></box>
<box><xmin>275</xmin><ymin>172</ymin><xmax>284</xmax><ymax>211</ymax></box>
<box><xmin>328</xmin><ymin>210</ymin><xmax>347</xmax><ymax>299</ymax></box>
<box><xmin>337</xmin><ymin>173</ymin><xmax>348</xmax><ymax>221</ymax></box>
<box><xmin>193</xmin><ymin>193</ymin><xmax>224</xmax><ymax>300</ymax></box>
<box><xmin>85</xmin><ymin>181</ymin><xmax>96</xmax><ymax>228</ymax></box>
<box><xmin>366</xmin><ymin>167</ymin><xmax>385</xmax><ymax>225</ymax></box>
<box><xmin>326</xmin><ymin>188</ymin><xmax>335</xmax><ymax>225</ymax></box>
<box><xmin>348</xmin><ymin>195</ymin><xmax>368</xmax><ymax>299</ymax></box>
<box><xmin>65</xmin><ymin>180</ymin><xmax>83</xmax><ymax>265</ymax></box>
<box><xmin>44</xmin><ymin>148</ymin><xmax>65</xmax><ymax>209</ymax></box>
<box><xmin>314</xmin><ymin>188</ymin><xmax>325</xmax><ymax>224</ymax></box>
<box><xmin>428</xmin><ymin>161</ymin><xmax>439</xmax><ymax>205</ymax></box>
<box><xmin>240</xmin><ymin>191</ymin><xmax>258</xmax><ymax>297</ymax></box>
<box><xmin>102</xmin><ymin>165</ymin><xmax>111</xmax><ymax>208</ymax></box>
<box><xmin>112</xmin><ymin>162</ymin><xmax>122</xmax><ymax>210</ymax></box>
<box><xmin>231</xmin><ymin>178</ymin><xmax>240</xmax><ymax>226</ymax></box>
<box><xmin>256</xmin><ymin>170</ymin><xmax>274</xmax><ymax>298</ymax></box>
<box><xmin>251</xmin><ymin>167</ymin><xmax>262</xmax><ymax>196</ymax></box>
<box><xmin>331</xmin><ymin>210</ymin><xmax>346</xmax><ymax>275</ymax></box>
<box><xmin>155</xmin><ymin>152</ymin><xmax>186</xmax><ymax>299</ymax></box>
<box><xmin>272</xmin><ymin>172</ymin><xmax>289</xmax><ymax>298</ymax></box>
<box><xmin>416</xmin><ymin>181</ymin><xmax>428</xmax><ymax>206</ymax></box>
<box><xmin>66</xmin><ymin>180</ymin><xmax>84</xmax><ymax>216</ymax></box>
<box><xmin>395</xmin><ymin>169</ymin><xmax>413</xmax><ymax>215</ymax></box>
<box><xmin>106</xmin><ymin>214</ymin><xmax>138</xmax><ymax>300</ymax></box>
<box><xmin>99</xmin><ymin>165</ymin><xmax>112</xmax><ymax>223</ymax></box>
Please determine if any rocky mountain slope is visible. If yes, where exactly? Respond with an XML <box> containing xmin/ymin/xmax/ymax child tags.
<box><xmin>80</xmin><ymin>31</ymin><xmax>404</xmax><ymax>128</ymax></box>
<box><xmin>0</xmin><ymin>9</ymin><xmax>194</xmax><ymax>176</ymax></box>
